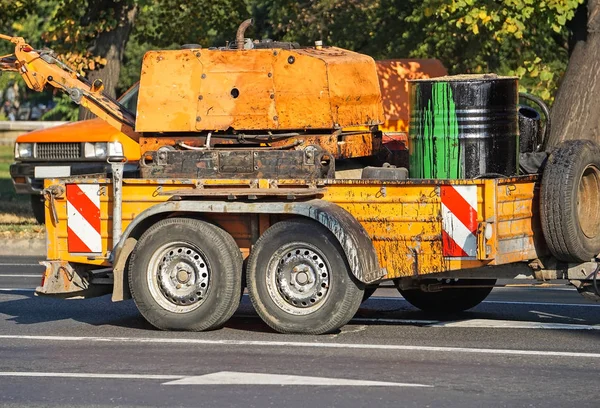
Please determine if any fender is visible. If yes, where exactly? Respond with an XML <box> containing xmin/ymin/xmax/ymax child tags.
<box><xmin>112</xmin><ymin>199</ymin><xmax>383</xmax><ymax>300</ymax></box>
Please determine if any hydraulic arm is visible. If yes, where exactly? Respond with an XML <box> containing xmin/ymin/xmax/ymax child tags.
<box><xmin>0</xmin><ymin>34</ymin><xmax>138</xmax><ymax>140</ymax></box>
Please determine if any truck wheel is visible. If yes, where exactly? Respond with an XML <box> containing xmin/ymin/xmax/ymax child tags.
<box><xmin>541</xmin><ymin>140</ymin><xmax>600</xmax><ymax>262</ymax></box>
<box><xmin>30</xmin><ymin>194</ymin><xmax>45</xmax><ymax>224</ymax></box>
<box><xmin>395</xmin><ymin>279</ymin><xmax>496</xmax><ymax>313</ymax></box>
<box><xmin>246</xmin><ymin>219</ymin><xmax>364</xmax><ymax>334</ymax></box>
<box><xmin>128</xmin><ymin>217</ymin><xmax>242</xmax><ymax>331</ymax></box>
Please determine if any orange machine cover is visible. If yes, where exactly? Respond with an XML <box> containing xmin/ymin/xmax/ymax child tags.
<box><xmin>136</xmin><ymin>47</ymin><xmax>384</xmax><ymax>133</ymax></box>
<box><xmin>376</xmin><ymin>59</ymin><xmax>447</xmax><ymax>133</ymax></box>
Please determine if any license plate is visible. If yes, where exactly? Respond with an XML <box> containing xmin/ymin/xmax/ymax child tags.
<box><xmin>34</xmin><ymin>166</ymin><xmax>71</xmax><ymax>178</ymax></box>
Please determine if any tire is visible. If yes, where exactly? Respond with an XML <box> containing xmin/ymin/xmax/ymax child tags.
<box><xmin>541</xmin><ymin>140</ymin><xmax>600</xmax><ymax>262</ymax></box>
<box><xmin>395</xmin><ymin>279</ymin><xmax>496</xmax><ymax>313</ymax></box>
<box><xmin>128</xmin><ymin>217</ymin><xmax>242</xmax><ymax>331</ymax></box>
<box><xmin>30</xmin><ymin>194</ymin><xmax>45</xmax><ymax>224</ymax></box>
<box><xmin>246</xmin><ymin>218</ymin><xmax>364</xmax><ymax>334</ymax></box>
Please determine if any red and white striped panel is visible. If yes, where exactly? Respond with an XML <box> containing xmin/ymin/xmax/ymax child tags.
<box><xmin>441</xmin><ymin>185</ymin><xmax>478</xmax><ymax>257</ymax></box>
<box><xmin>66</xmin><ymin>184</ymin><xmax>101</xmax><ymax>253</ymax></box>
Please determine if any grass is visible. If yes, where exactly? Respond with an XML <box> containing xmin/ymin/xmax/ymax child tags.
<box><xmin>0</xmin><ymin>144</ymin><xmax>44</xmax><ymax>238</ymax></box>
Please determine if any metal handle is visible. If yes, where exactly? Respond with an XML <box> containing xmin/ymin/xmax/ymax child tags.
<box><xmin>519</xmin><ymin>92</ymin><xmax>551</xmax><ymax>152</ymax></box>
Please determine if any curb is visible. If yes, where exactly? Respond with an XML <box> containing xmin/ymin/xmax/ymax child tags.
<box><xmin>0</xmin><ymin>238</ymin><xmax>46</xmax><ymax>256</ymax></box>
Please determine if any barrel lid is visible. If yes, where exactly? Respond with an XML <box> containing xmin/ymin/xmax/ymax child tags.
<box><xmin>408</xmin><ymin>73</ymin><xmax>518</xmax><ymax>82</ymax></box>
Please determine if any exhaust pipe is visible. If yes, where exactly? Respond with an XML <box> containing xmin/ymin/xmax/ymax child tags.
<box><xmin>236</xmin><ymin>19</ymin><xmax>254</xmax><ymax>50</ymax></box>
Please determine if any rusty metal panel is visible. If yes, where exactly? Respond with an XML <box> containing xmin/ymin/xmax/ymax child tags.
<box><xmin>376</xmin><ymin>59</ymin><xmax>447</xmax><ymax>133</ymax></box>
<box><xmin>494</xmin><ymin>177</ymin><xmax>546</xmax><ymax>264</ymax></box>
<box><xmin>136</xmin><ymin>50</ymin><xmax>203</xmax><ymax>132</ymax></box>
<box><xmin>45</xmin><ymin>175</ymin><xmax>542</xmax><ymax>283</ymax></box>
<box><xmin>136</xmin><ymin>47</ymin><xmax>383</xmax><ymax>132</ymax></box>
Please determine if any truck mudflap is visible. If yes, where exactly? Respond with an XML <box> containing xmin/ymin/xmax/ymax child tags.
<box><xmin>36</xmin><ymin>260</ymin><xmax>110</xmax><ymax>298</ymax></box>
<box><xmin>112</xmin><ymin>199</ymin><xmax>384</xmax><ymax>294</ymax></box>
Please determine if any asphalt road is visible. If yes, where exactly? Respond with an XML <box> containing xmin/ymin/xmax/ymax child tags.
<box><xmin>0</xmin><ymin>256</ymin><xmax>599</xmax><ymax>408</ymax></box>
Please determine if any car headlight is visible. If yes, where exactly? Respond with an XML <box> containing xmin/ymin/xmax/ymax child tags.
<box><xmin>84</xmin><ymin>142</ymin><xmax>108</xmax><ymax>159</ymax></box>
<box><xmin>84</xmin><ymin>142</ymin><xmax>124</xmax><ymax>159</ymax></box>
<box><xmin>15</xmin><ymin>143</ymin><xmax>33</xmax><ymax>159</ymax></box>
<box><xmin>107</xmin><ymin>141</ymin><xmax>124</xmax><ymax>157</ymax></box>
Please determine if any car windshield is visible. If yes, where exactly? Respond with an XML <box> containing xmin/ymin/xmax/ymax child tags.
<box><xmin>118</xmin><ymin>83</ymin><xmax>139</xmax><ymax>116</ymax></box>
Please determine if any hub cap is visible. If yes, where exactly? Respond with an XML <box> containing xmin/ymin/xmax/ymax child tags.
<box><xmin>266</xmin><ymin>244</ymin><xmax>330</xmax><ymax>315</ymax></box>
<box><xmin>147</xmin><ymin>242</ymin><xmax>210</xmax><ymax>313</ymax></box>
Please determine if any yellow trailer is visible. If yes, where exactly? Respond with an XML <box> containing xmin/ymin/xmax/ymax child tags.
<box><xmin>3</xmin><ymin>25</ymin><xmax>600</xmax><ymax>335</ymax></box>
<box><xmin>37</xmin><ymin>161</ymin><xmax>600</xmax><ymax>334</ymax></box>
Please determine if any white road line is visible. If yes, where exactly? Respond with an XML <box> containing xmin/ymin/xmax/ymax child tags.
<box><xmin>0</xmin><ymin>274</ymin><xmax>42</xmax><ymax>278</ymax></box>
<box><xmin>427</xmin><ymin>319</ymin><xmax>600</xmax><ymax>330</ymax></box>
<box><xmin>482</xmin><ymin>300</ymin><xmax>600</xmax><ymax>308</ymax></box>
<box><xmin>164</xmin><ymin>371</ymin><xmax>430</xmax><ymax>387</ymax></box>
<box><xmin>0</xmin><ymin>335</ymin><xmax>598</xmax><ymax>358</ymax></box>
<box><xmin>0</xmin><ymin>263</ymin><xmax>42</xmax><ymax>267</ymax></box>
<box><xmin>352</xmin><ymin>317</ymin><xmax>599</xmax><ymax>330</ymax></box>
<box><xmin>0</xmin><ymin>371</ymin><xmax>431</xmax><ymax>387</ymax></box>
<box><xmin>0</xmin><ymin>288</ymin><xmax>35</xmax><ymax>292</ymax></box>
<box><xmin>0</xmin><ymin>372</ymin><xmax>183</xmax><ymax>380</ymax></box>
<box><xmin>372</xmin><ymin>296</ymin><xmax>600</xmax><ymax>308</ymax></box>
<box><xmin>352</xmin><ymin>318</ymin><xmax>440</xmax><ymax>325</ymax></box>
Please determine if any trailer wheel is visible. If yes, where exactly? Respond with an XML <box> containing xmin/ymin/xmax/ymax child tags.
<box><xmin>246</xmin><ymin>219</ymin><xmax>364</xmax><ymax>334</ymax></box>
<box><xmin>541</xmin><ymin>140</ymin><xmax>600</xmax><ymax>262</ymax></box>
<box><xmin>395</xmin><ymin>279</ymin><xmax>496</xmax><ymax>313</ymax></box>
<box><xmin>128</xmin><ymin>217</ymin><xmax>242</xmax><ymax>331</ymax></box>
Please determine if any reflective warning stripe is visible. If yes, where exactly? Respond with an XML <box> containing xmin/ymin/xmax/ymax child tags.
<box><xmin>441</xmin><ymin>185</ymin><xmax>477</xmax><ymax>257</ymax></box>
<box><xmin>66</xmin><ymin>184</ymin><xmax>101</xmax><ymax>253</ymax></box>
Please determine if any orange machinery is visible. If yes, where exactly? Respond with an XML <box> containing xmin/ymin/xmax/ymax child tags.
<box><xmin>0</xmin><ymin>23</ymin><xmax>385</xmax><ymax>181</ymax></box>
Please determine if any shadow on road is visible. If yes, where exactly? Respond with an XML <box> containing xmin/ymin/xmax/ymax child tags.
<box><xmin>1</xmin><ymin>291</ymin><xmax>599</xmax><ymax>340</ymax></box>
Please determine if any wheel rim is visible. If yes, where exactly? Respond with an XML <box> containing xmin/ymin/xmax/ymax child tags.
<box><xmin>577</xmin><ymin>165</ymin><xmax>600</xmax><ymax>239</ymax></box>
<box><xmin>146</xmin><ymin>241</ymin><xmax>210</xmax><ymax>313</ymax></box>
<box><xmin>266</xmin><ymin>243</ymin><xmax>331</xmax><ymax>315</ymax></box>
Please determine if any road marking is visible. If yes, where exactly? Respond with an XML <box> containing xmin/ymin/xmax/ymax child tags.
<box><xmin>163</xmin><ymin>371</ymin><xmax>430</xmax><ymax>387</ymax></box>
<box><xmin>0</xmin><ymin>288</ymin><xmax>35</xmax><ymax>292</ymax></box>
<box><xmin>0</xmin><ymin>274</ymin><xmax>42</xmax><ymax>278</ymax></box>
<box><xmin>0</xmin><ymin>370</ymin><xmax>431</xmax><ymax>387</ymax></box>
<box><xmin>0</xmin><ymin>371</ymin><xmax>183</xmax><ymax>380</ymax></box>
<box><xmin>0</xmin><ymin>263</ymin><xmax>42</xmax><ymax>267</ymax></box>
<box><xmin>0</xmin><ymin>335</ymin><xmax>598</xmax><ymax>358</ymax></box>
<box><xmin>427</xmin><ymin>319</ymin><xmax>600</xmax><ymax>330</ymax></box>
<box><xmin>372</xmin><ymin>296</ymin><xmax>600</xmax><ymax>308</ymax></box>
<box><xmin>352</xmin><ymin>318</ymin><xmax>440</xmax><ymax>325</ymax></box>
<box><xmin>483</xmin><ymin>300</ymin><xmax>600</xmax><ymax>307</ymax></box>
<box><xmin>352</xmin><ymin>317</ymin><xmax>599</xmax><ymax>330</ymax></box>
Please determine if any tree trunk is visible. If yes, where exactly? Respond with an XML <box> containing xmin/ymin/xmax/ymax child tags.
<box><xmin>78</xmin><ymin>3</ymin><xmax>137</xmax><ymax>121</ymax></box>
<box><xmin>547</xmin><ymin>0</ymin><xmax>600</xmax><ymax>148</ymax></box>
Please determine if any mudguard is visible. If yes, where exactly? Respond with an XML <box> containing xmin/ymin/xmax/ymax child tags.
<box><xmin>111</xmin><ymin>199</ymin><xmax>383</xmax><ymax>301</ymax></box>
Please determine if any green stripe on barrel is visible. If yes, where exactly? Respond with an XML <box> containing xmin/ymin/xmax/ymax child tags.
<box><xmin>408</xmin><ymin>75</ymin><xmax>519</xmax><ymax>179</ymax></box>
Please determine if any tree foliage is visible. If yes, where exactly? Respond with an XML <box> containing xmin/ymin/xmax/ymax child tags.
<box><xmin>0</xmin><ymin>0</ymin><xmax>589</xmax><ymax>111</ymax></box>
<box><xmin>404</xmin><ymin>0</ymin><xmax>584</xmax><ymax>101</ymax></box>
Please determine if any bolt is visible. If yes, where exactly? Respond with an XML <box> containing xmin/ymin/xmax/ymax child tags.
<box><xmin>176</xmin><ymin>284</ymin><xmax>182</xmax><ymax>289</ymax></box>
<box><xmin>298</xmin><ymin>287</ymin><xmax>304</xmax><ymax>293</ymax></box>
<box><xmin>201</xmin><ymin>74</ymin><xmax>206</xmax><ymax>79</ymax></box>
<box><xmin>198</xmin><ymin>95</ymin><xmax>203</xmax><ymax>100</ymax></box>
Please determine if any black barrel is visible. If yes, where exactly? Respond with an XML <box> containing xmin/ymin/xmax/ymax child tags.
<box><xmin>408</xmin><ymin>74</ymin><xmax>519</xmax><ymax>179</ymax></box>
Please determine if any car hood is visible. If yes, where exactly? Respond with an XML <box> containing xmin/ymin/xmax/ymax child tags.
<box><xmin>16</xmin><ymin>118</ymin><xmax>141</xmax><ymax>160</ymax></box>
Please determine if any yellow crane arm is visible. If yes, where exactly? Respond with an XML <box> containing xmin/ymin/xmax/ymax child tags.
<box><xmin>0</xmin><ymin>34</ymin><xmax>139</xmax><ymax>141</ymax></box>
